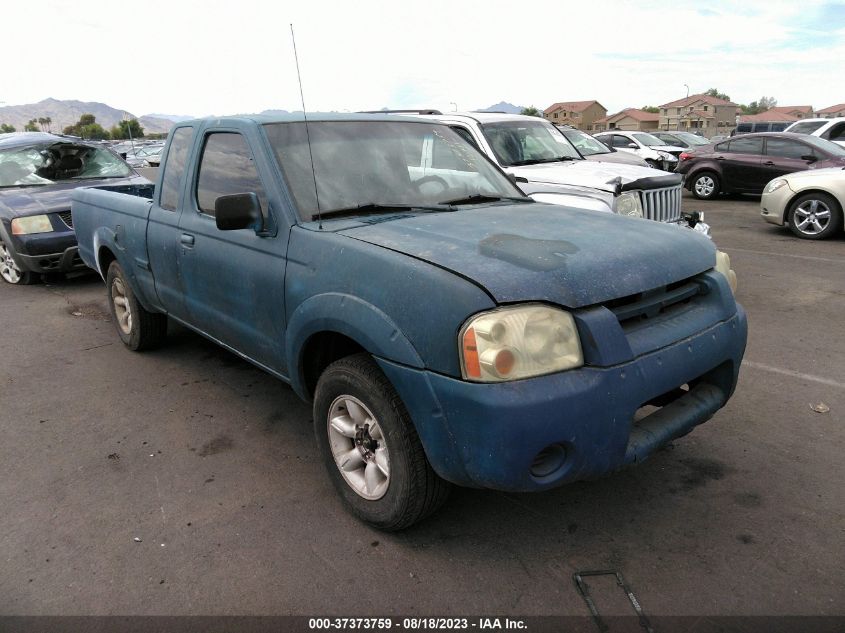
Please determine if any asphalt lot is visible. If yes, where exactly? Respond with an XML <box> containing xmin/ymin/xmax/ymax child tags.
<box><xmin>1</xmin><ymin>193</ymin><xmax>843</xmax><ymax>619</ymax></box>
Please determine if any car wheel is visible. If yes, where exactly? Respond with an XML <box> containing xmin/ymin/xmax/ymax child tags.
<box><xmin>106</xmin><ymin>261</ymin><xmax>167</xmax><ymax>350</ymax></box>
<box><xmin>645</xmin><ymin>159</ymin><xmax>661</xmax><ymax>169</ymax></box>
<box><xmin>313</xmin><ymin>353</ymin><xmax>451</xmax><ymax>530</ymax></box>
<box><xmin>691</xmin><ymin>172</ymin><xmax>720</xmax><ymax>200</ymax></box>
<box><xmin>787</xmin><ymin>192</ymin><xmax>843</xmax><ymax>240</ymax></box>
<box><xmin>0</xmin><ymin>240</ymin><xmax>39</xmax><ymax>285</ymax></box>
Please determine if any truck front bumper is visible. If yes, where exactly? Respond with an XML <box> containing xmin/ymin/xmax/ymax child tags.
<box><xmin>377</xmin><ymin>302</ymin><xmax>746</xmax><ymax>492</ymax></box>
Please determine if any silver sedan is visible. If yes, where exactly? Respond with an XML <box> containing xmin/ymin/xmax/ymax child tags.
<box><xmin>761</xmin><ymin>167</ymin><xmax>845</xmax><ymax>239</ymax></box>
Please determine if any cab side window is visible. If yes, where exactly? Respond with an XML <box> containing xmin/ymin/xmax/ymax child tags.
<box><xmin>159</xmin><ymin>127</ymin><xmax>194</xmax><ymax>211</ymax></box>
<box><xmin>196</xmin><ymin>133</ymin><xmax>268</xmax><ymax>218</ymax></box>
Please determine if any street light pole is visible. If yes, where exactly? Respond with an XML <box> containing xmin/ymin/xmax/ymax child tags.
<box><xmin>449</xmin><ymin>102</ymin><xmax>457</xmax><ymax>112</ymax></box>
<box><xmin>684</xmin><ymin>84</ymin><xmax>689</xmax><ymax>98</ymax></box>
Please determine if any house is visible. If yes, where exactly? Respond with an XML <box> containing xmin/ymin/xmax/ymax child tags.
<box><xmin>737</xmin><ymin>110</ymin><xmax>799</xmax><ymax>124</ymax></box>
<box><xmin>591</xmin><ymin>108</ymin><xmax>659</xmax><ymax>132</ymax></box>
<box><xmin>768</xmin><ymin>105</ymin><xmax>814</xmax><ymax>119</ymax></box>
<box><xmin>816</xmin><ymin>103</ymin><xmax>845</xmax><ymax>118</ymax></box>
<box><xmin>658</xmin><ymin>94</ymin><xmax>739</xmax><ymax>136</ymax></box>
<box><xmin>543</xmin><ymin>100</ymin><xmax>607</xmax><ymax>131</ymax></box>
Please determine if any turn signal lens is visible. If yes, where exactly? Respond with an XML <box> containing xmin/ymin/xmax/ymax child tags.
<box><xmin>459</xmin><ymin>305</ymin><xmax>583</xmax><ymax>382</ymax></box>
<box><xmin>715</xmin><ymin>250</ymin><xmax>738</xmax><ymax>295</ymax></box>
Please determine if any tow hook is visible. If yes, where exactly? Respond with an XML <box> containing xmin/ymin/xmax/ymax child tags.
<box><xmin>683</xmin><ymin>210</ymin><xmax>702</xmax><ymax>228</ymax></box>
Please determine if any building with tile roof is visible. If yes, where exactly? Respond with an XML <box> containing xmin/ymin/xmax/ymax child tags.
<box><xmin>658</xmin><ymin>93</ymin><xmax>739</xmax><ymax>136</ymax></box>
<box><xmin>591</xmin><ymin>108</ymin><xmax>659</xmax><ymax>132</ymax></box>
<box><xmin>543</xmin><ymin>100</ymin><xmax>607</xmax><ymax>131</ymax></box>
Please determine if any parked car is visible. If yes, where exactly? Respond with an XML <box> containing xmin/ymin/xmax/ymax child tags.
<box><xmin>651</xmin><ymin>131</ymin><xmax>711</xmax><ymax>150</ymax></box>
<box><xmin>72</xmin><ymin>113</ymin><xmax>746</xmax><ymax>529</ymax></box>
<box><xmin>556</xmin><ymin>128</ymin><xmax>650</xmax><ymax>167</ymax></box>
<box><xmin>392</xmin><ymin>112</ymin><xmax>703</xmax><ymax>231</ymax></box>
<box><xmin>125</xmin><ymin>145</ymin><xmax>164</xmax><ymax>168</ymax></box>
<box><xmin>732</xmin><ymin>121</ymin><xmax>791</xmax><ymax>135</ymax></box>
<box><xmin>783</xmin><ymin>117</ymin><xmax>845</xmax><ymax>148</ymax></box>
<box><xmin>761</xmin><ymin>167</ymin><xmax>845</xmax><ymax>239</ymax></box>
<box><xmin>593</xmin><ymin>131</ymin><xmax>682</xmax><ymax>170</ymax></box>
<box><xmin>0</xmin><ymin>132</ymin><xmax>147</xmax><ymax>285</ymax></box>
<box><xmin>708</xmin><ymin>135</ymin><xmax>728</xmax><ymax>144</ymax></box>
<box><xmin>677</xmin><ymin>132</ymin><xmax>845</xmax><ymax>200</ymax></box>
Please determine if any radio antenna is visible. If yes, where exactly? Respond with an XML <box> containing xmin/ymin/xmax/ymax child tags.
<box><xmin>290</xmin><ymin>24</ymin><xmax>322</xmax><ymax>229</ymax></box>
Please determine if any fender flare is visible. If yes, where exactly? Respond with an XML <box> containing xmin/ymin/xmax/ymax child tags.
<box><xmin>286</xmin><ymin>292</ymin><xmax>424</xmax><ymax>399</ymax></box>
<box><xmin>93</xmin><ymin>228</ymin><xmax>158</xmax><ymax>313</ymax></box>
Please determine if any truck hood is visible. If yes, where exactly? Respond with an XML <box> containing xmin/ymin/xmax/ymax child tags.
<box><xmin>507</xmin><ymin>160</ymin><xmax>680</xmax><ymax>193</ymax></box>
<box><xmin>338</xmin><ymin>202</ymin><xmax>715</xmax><ymax>308</ymax></box>
<box><xmin>0</xmin><ymin>176</ymin><xmax>148</xmax><ymax>219</ymax></box>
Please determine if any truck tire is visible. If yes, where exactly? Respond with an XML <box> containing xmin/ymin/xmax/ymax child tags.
<box><xmin>0</xmin><ymin>240</ymin><xmax>39</xmax><ymax>285</ymax></box>
<box><xmin>313</xmin><ymin>353</ymin><xmax>451</xmax><ymax>530</ymax></box>
<box><xmin>106</xmin><ymin>261</ymin><xmax>167</xmax><ymax>351</ymax></box>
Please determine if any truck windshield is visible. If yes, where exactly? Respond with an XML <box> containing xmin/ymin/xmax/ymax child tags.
<box><xmin>0</xmin><ymin>142</ymin><xmax>132</xmax><ymax>188</ymax></box>
<box><xmin>263</xmin><ymin>121</ymin><xmax>524</xmax><ymax>221</ymax></box>
<box><xmin>480</xmin><ymin>120</ymin><xmax>582</xmax><ymax>166</ymax></box>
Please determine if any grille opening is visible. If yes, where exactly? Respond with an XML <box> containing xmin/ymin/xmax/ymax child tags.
<box><xmin>633</xmin><ymin>383</ymin><xmax>692</xmax><ymax>423</ymax></box>
<box><xmin>604</xmin><ymin>277</ymin><xmax>705</xmax><ymax>325</ymax></box>
<box><xmin>57</xmin><ymin>211</ymin><xmax>74</xmax><ymax>228</ymax></box>
<box><xmin>530</xmin><ymin>444</ymin><xmax>568</xmax><ymax>479</ymax></box>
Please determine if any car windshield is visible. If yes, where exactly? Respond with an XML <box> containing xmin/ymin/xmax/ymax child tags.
<box><xmin>800</xmin><ymin>134</ymin><xmax>845</xmax><ymax>156</ymax></box>
<box><xmin>673</xmin><ymin>132</ymin><xmax>709</xmax><ymax>146</ymax></box>
<box><xmin>561</xmin><ymin>130</ymin><xmax>611</xmax><ymax>155</ymax></box>
<box><xmin>480</xmin><ymin>120</ymin><xmax>582</xmax><ymax>166</ymax></box>
<box><xmin>263</xmin><ymin>121</ymin><xmax>525</xmax><ymax>221</ymax></box>
<box><xmin>633</xmin><ymin>133</ymin><xmax>666</xmax><ymax>146</ymax></box>
<box><xmin>0</xmin><ymin>142</ymin><xmax>132</xmax><ymax>187</ymax></box>
<box><xmin>787</xmin><ymin>121</ymin><xmax>827</xmax><ymax>135</ymax></box>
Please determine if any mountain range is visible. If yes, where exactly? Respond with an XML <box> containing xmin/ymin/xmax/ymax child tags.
<box><xmin>0</xmin><ymin>99</ymin><xmax>527</xmax><ymax>137</ymax></box>
<box><xmin>0</xmin><ymin>98</ymin><xmax>175</xmax><ymax>135</ymax></box>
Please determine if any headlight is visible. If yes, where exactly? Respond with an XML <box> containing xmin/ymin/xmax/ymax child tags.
<box><xmin>715</xmin><ymin>250</ymin><xmax>737</xmax><ymax>295</ymax></box>
<box><xmin>764</xmin><ymin>179</ymin><xmax>788</xmax><ymax>194</ymax></box>
<box><xmin>11</xmin><ymin>215</ymin><xmax>53</xmax><ymax>235</ymax></box>
<box><xmin>614</xmin><ymin>192</ymin><xmax>643</xmax><ymax>218</ymax></box>
<box><xmin>460</xmin><ymin>304</ymin><xmax>583</xmax><ymax>382</ymax></box>
<box><xmin>659</xmin><ymin>151</ymin><xmax>677</xmax><ymax>161</ymax></box>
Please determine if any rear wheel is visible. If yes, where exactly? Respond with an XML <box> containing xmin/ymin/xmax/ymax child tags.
<box><xmin>106</xmin><ymin>261</ymin><xmax>167</xmax><ymax>350</ymax></box>
<box><xmin>691</xmin><ymin>171</ymin><xmax>720</xmax><ymax>200</ymax></box>
<box><xmin>0</xmin><ymin>241</ymin><xmax>39</xmax><ymax>285</ymax></box>
<box><xmin>313</xmin><ymin>353</ymin><xmax>451</xmax><ymax>530</ymax></box>
<box><xmin>788</xmin><ymin>192</ymin><xmax>842</xmax><ymax>240</ymax></box>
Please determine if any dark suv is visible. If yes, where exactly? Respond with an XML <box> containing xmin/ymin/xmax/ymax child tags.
<box><xmin>0</xmin><ymin>133</ymin><xmax>146</xmax><ymax>284</ymax></box>
<box><xmin>676</xmin><ymin>132</ymin><xmax>845</xmax><ymax>200</ymax></box>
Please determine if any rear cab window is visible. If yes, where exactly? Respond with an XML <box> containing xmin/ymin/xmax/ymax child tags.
<box><xmin>159</xmin><ymin>127</ymin><xmax>194</xmax><ymax>211</ymax></box>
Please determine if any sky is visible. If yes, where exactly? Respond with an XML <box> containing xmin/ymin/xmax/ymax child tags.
<box><xmin>4</xmin><ymin>0</ymin><xmax>845</xmax><ymax>117</ymax></box>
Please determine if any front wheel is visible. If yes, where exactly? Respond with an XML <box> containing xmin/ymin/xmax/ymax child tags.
<box><xmin>0</xmin><ymin>241</ymin><xmax>39</xmax><ymax>285</ymax></box>
<box><xmin>788</xmin><ymin>192</ymin><xmax>843</xmax><ymax>240</ymax></box>
<box><xmin>313</xmin><ymin>353</ymin><xmax>451</xmax><ymax>530</ymax></box>
<box><xmin>691</xmin><ymin>171</ymin><xmax>720</xmax><ymax>200</ymax></box>
<box><xmin>106</xmin><ymin>261</ymin><xmax>167</xmax><ymax>350</ymax></box>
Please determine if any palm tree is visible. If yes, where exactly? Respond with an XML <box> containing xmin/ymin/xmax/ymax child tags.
<box><xmin>38</xmin><ymin>117</ymin><xmax>46</xmax><ymax>131</ymax></box>
<box><xmin>44</xmin><ymin>116</ymin><xmax>52</xmax><ymax>132</ymax></box>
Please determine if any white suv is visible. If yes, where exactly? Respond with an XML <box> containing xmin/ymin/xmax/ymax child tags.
<box><xmin>593</xmin><ymin>131</ymin><xmax>683</xmax><ymax>171</ymax></box>
<box><xmin>391</xmin><ymin>111</ymin><xmax>706</xmax><ymax>233</ymax></box>
<box><xmin>783</xmin><ymin>117</ymin><xmax>845</xmax><ymax>148</ymax></box>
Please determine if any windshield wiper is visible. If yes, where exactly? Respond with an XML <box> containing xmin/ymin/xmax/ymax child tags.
<box><xmin>0</xmin><ymin>183</ymin><xmax>50</xmax><ymax>189</ymax></box>
<box><xmin>318</xmin><ymin>202</ymin><xmax>451</xmax><ymax>220</ymax></box>
<box><xmin>510</xmin><ymin>156</ymin><xmax>578</xmax><ymax>166</ymax></box>
<box><xmin>438</xmin><ymin>194</ymin><xmax>533</xmax><ymax>206</ymax></box>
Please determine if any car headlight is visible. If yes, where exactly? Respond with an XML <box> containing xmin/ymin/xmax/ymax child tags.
<box><xmin>715</xmin><ymin>250</ymin><xmax>737</xmax><ymax>295</ymax></box>
<box><xmin>614</xmin><ymin>192</ymin><xmax>643</xmax><ymax>218</ymax></box>
<box><xmin>764</xmin><ymin>178</ymin><xmax>788</xmax><ymax>194</ymax></box>
<box><xmin>658</xmin><ymin>151</ymin><xmax>677</xmax><ymax>161</ymax></box>
<box><xmin>460</xmin><ymin>304</ymin><xmax>583</xmax><ymax>382</ymax></box>
<box><xmin>11</xmin><ymin>215</ymin><xmax>53</xmax><ymax>235</ymax></box>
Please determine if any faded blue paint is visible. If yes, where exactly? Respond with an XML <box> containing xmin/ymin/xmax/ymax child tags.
<box><xmin>71</xmin><ymin>114</ymin><xmax>748</xmax><ymax>493</ymax></box>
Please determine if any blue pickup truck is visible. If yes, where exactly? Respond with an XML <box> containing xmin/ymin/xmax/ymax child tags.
<box><xmin>72</xmin><ymin>113</ymin><xmax>747</xmax><ymax>530</ymax></box>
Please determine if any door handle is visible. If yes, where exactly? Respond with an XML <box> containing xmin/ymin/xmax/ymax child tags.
<box><xmin>180</xmin><ymin>233</ymin><xmax>195</xmax><ymax>247</ymax></box>
<box><xmin>763</xmin><ymin>161</ymin><xmax>775</xmax><ymax>166</ymax></box>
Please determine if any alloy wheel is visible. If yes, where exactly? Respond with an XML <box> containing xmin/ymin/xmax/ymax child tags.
<box><xmin>111</xmin><ymin>276</ymin><xmax>133</xmax><ymax>335</ymax></box>
<box><xmin>327</xmin><ymin>395</ymin><xmax>390</xmax><ymax>500</ymax></box>
<box><xmin>793</xmin><ymin>198</ymin><xmax>831</xmax><ymax>236</ymax></box>
<box><xmin>0</xmin><ymin>242</ymin><xmax>22</xmax><ymax>284</ymax></box>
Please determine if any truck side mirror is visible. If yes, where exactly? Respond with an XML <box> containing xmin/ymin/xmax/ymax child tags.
<box><xmin>215</xmin><ymin>192</ymin><xmax>263</xmax><ymax>231</ymax></box>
